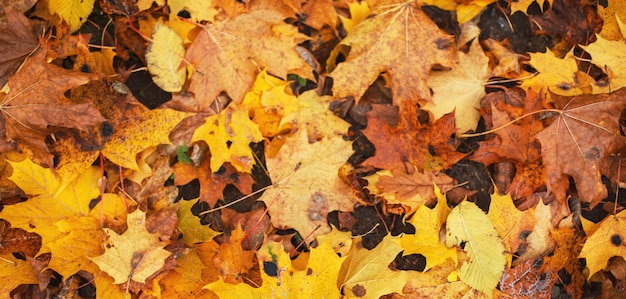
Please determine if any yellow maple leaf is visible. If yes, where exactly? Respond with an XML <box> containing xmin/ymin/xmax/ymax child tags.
<box><xmin>0</xmin><ymin>160</ymin><xmax>106</xmax><ymax>277</ymax></box>
<box><xmin>256</xmin><ymin>129</ymin><xmax>355</xmax><ymax>239</ymax></box>
<box><xmin>0</xmin><ymin>254</ymin><xmax>38</xmax><ymax>299</ymax></box>
<box><xmin>90</xmin><ymin>209</ymin><xmax>171</xmax><ymax>285</ymax></box>
<box><xmin>446</xmin><ymin>200</ymin><xmax>506</xmax><ymax>297</ymax></box>
<box><xmin>177</xmin><ymin>199</ymin><xmax>220</xmax><ymax>246</ymax></box>
<box><xmin>191</xmin><ymin>104</ymin><xmax>263</xmax><ymax>173</ymax></box>
<box><xmin>598</xmin><ymin>1</ymin><xmax>626</xmax><ymax>40</ymax></box>
<box><xmin>520</xmin><ymin>48</ymin><xmax>593</xmax><ymax>95</ymax></box>
<box><xmin>207</xmin><ymin>237</ymin><xmax>344</xmax><ymax>298</ymax></box>
<box><xmin>581</xmin><ymin>35</ymin><xmax>626</xmax><ymax>94</ymax></box>
<box><xmin>48</xmin><ymin>0</ymin><xmax>95</xmax><ymax>32</ymax></box>
<box><xmin>101</xmin><ymin>105</ymin><xmax>191</xmax><ymax>171</ymax></box>
<box><xmin>338</xmin><ymin>235</ymin><xmax>410</xmax><ymax>298</ymax></box>
<box><xmin>579</xmin><ymin>209</ymin><xmax>626</xmax><ymax>278</ymax></box>
<box><xmin>242</xmin><ymin>69</ymin><xmax>301</xmax><ymax>137</ymax></box>
<box><xmin>422</xmin><ymin>40</ymin><xmax>490</xmax><ymax>133</ymax></box>
<box><xmin>487</xmin><ymin>190</ymin><xmax>536</xmax><ymax>266</ymax></box>
<box><xmin>399</xmin><ymin>186</ymin><xmax>458</xmax><ymax>271</ymax></box>
<box><xmin>145</xmin><ymin>22</ymin><xmax>186</xmax><ymax>92</ymax></box>
<box><xmin>339</xmin><ymin>0</ymin><xmax>370</xmax><ymax>33</ymax></box>
<box><xmin>422</xmin><ymin>0</ymin><xmax>495</xmax><ymax>24</ymax></box>
<box><xmin>329</xmin><ymin>1</ymin><xmax>453</xmax><ymax>105</ymax></box>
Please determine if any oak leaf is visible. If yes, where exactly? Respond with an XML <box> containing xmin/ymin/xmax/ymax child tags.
<box><xmin>579</xmin><ymin>210</ymin><xmax>626</xmax><ymax>278</ymax></box>
<box><xmin>363</xmin><ymin>101</ymin><xmax>465</xmax><ymax>171</ymax></box>
<box><xmin>330</xmin><ymin>1</ymin><xmax>453</xmax><ymax>105</ymax></box>
<box><xmin>535</xmin><ymin>89</ymin><xmax>626</xmax><ymax>206</ymax></box>
<box><xmin>422</xmin><ymin>40</ymin><xmax>490</xmax><ymax>133</ymax></box>
<box><xmin>90</xmin><ymin>209</ymin><xmax>171</xmax><ymax>285</ymax></box>
<box><xmin>0</xmin><ymin>50</ymin><xmax>104</xmax><ymax>167</ymax></box>
<box><xmin>445</xmin><ymin>200</ymin><xmax>506</xmax><ymax>296</ymax></box>
<box><xmin>256</xmin><ymin>129</ymin><xmax>355</xmax><ymax>239</ymax></box>
<box><xmin>184</xmin><ymin>9</ymin><xmax>313</xmax><ymax>110</ymax></box>
<box><xmin>191</xmin><ymin>104</ymin><xmax>263</xmax><ymax>173</ymax></box>
<box><xmin>337</xmin><ymin>235</ymin><xmax>410</xmax><ymax>298</ymax></box>
<box><xmin>399</xmin><ymin>186</ymin><xmax>458</xmax><ymax>271</ymax></box>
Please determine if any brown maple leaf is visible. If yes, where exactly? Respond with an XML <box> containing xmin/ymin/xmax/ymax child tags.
<box><xmin>0</xmin><ymin>6</ymin><xmax>38</xmax><ymax>88</ymax></box>
<box><xmin>535</xmin><ymin>88</ymin><xmax>626</xmax><ymax>206</ymax></box>
<box><xmin>363</xmin><ymin>101</ymin><xmax>465</xmax><ymax>171</ymax></box>
<box><xmin>184</xmin><ymin>9</ymin><xmax>313</xmax><ymax>111</ymax></box>
<box><xmin>0</xmin><ymin>49</ymin><xmax>104</xmax><ymax>166</ymax></box>
<box><xmin>330</xmin><ymin>1</ymin><xmax>453</xmax><ymax>105</ymax></box>
<box><xmin>472</xmin><ymin>90</ymin><xmax>564</xmax><ymax>203</ymax></box>
<box><xmin>376</xmin><ymin>168</ymin><xmax>454</xmax><ymax>201</ymax></box>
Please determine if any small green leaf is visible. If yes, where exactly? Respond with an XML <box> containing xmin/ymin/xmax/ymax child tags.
<box><xmin>177</xmin><ymin>145</ymin><xmax>192</xmax><ymax>164</ymax></box>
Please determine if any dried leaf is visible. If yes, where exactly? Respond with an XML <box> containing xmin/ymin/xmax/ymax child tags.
<box><xmin>145</xmin><ymin>22</ymin><xmax>185</xmax><ymax>92</ymax></box>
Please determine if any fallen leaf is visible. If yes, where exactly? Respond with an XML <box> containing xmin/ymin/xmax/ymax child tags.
<box><xmin>445</xmin><ymin>200</ymin><xmax>506</xmax><ymax>296</ymax></box>
<box><xmin>145</xmin><ymin>22</ymin><xmax>185</xmax><ymax>92</ymax></box>
<box><xmin>191</xmin><ymin>104</ymin><xmax>264</xmax><ymax>173</ymax></box>
<box><xmin>90</xmin><ymin>209</ymin><xmax>171</xmax><ymax>285</ymax></box>
<box><xmin>0</xmin><ymin>254</ymin><xmax>38</xmax><ymax>299</ymax></box>
<box><xmin>101</xmin><ymin>98</ymin><xmax>191</xmax><ymax>171</ymax></box>
<box><xmin>535</xmin><ymin>89</ymin><xmax>626</xmax><ymax>206</ymax></box>
<box><xmin>212</xmin><ymin>226</ymin><xmax>255</xmax><ymax>284</ymax></box>
<box><xmin>580</xmin><ymin>210</ymin><xmax>626</xmax><ymax>278</ymax></box>
<box><xmin>363</xmin><ymin>101</ymin><xmax>465</xmax><ymax>171</ymax></box>
<box><xmin>366</xmin><ymin>167</ymin><xmax>454</xmax><ymax>214</ymax></box>
<box><xmin>177</xmin><ymin>199</ymin><xmax>220</xmax><ymax>246</ymax></box>
<box><xmin>173</xmin><ymin>151</ymin><xmax>253</xmax><ymax>207</ymax></box>
<box><xmin>399</xmin><ymin>186</ymin><xmax>458</xmax><ymax>271</ymax></box>
<box><xmin>422</xmin><ymin>39</ymin><xmax>490</xmax><ymax>133</ymax></box>
<box><xmin>256</xmin><ymin>129</ymin><xmax>355</xmax><ymax>239</ymax></box>
<box><xmin>207</xmin><ymin>236</ymin><xmax>343</xmax><ymax>297</ymax></box>
<box><xmin>520</xmin><ymin>48</ymin><xmax>590</xmax><ymax>96</ymax></box>
<box><xmin>48</xmin><ymin>0</ymin><xmax>95</xmax><ymax>31</ymax></box>
<box><xmin>597</xmin><ymin>1</ymin><xmax>626</xmax><ymax>40</ymax></box>
<box><xmin>581</xmin><ymin>35</ymin><xmax>626</xmax><ymax>94</ymax></box>
<box><xmin>184</xmin><ymin>9</ymin><xmax>312</xmax><ymax>110</ymax></box>
<box><xmin>330</xmin><ymin>1</ymin><xmax>453</xmax><ymax>105</ymax></box>
<box><xmin>0</xmin><ymin>6</ymin><xmax>38</xmax><ymax>88</ymax></box>
<box><xmin>160</xmin><ymin>248</ymin><xmax>218</xmax><ymax>299</ymax></box>
<box><xmin>487</xmin><ymin>190</ymin><xmax>535</xmax><ymax>263</ymax></box>
<box><xmin>0</xmin><ymin>49</ymin><xmax>104</xmax><ymax>166</ymax></box>
<box><xmin>337</xmin><ymin>235</ymin><xmax>410</xmax><ymax>298</ymax></box>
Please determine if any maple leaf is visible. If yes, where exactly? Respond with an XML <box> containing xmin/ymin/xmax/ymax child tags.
<box><xmin>445</xmin><ymin>200</ymin><xmax>506</xmax><ymax>296</ymax></box>
<box><xmin>0</xmin><ymin>49</ymin><xmax>104</xmax><ymax>167</ymax></box>
<box><xmin>597</xmin><ymin>2</ymin><xmax>626</xmax><ymax>40</ymax></box>
<box><xmin>363</xmin><ymin>101</ymin><xmax>465</xmax><ymax>171</ymax></box>
<box><xmin>0</xmin><ymin>6</ymin><xmax>38</xmax><ymax>88</ymax></box>
<box><xmin>212</xmin><ymin>226</ymin><xmax>255</xmax><ymax>284</ymax></box>
<box><xmin>176</xmin><ymin>199</ymin><xmax>221</xmax><ymax>246</ymax></box>
<box><xmin>207</xmin><ymin>236</ymin><xmax>344</xmax><ymax>297</ymax></box>
<box><xmin>329</xmin><ymin>1</ymin><xmax>453</xmax><ymax>105</ymax></box>
<box><xmin>365</xmin><ymin>167</ymin><xmax>454</xmax><ymax>214</ymax></box>
<box><xmin>399</xmin><ymin>186</ymin><xmax>458</xmax><ymax>271</ymax></box>
<box><xmin>520</xmin><ymin>48</ymin><xmax>593</xmax><ymax>96</ymax></box>
<box><xmin>487</xmin><ymin>190</ymin><xmax>535</xmax><ymax>263</ymax></box>
<box><xmin>173</xmin><ymin>151</ymin><xmax>253</xmax><ymax>208</ymax></box>
<box><xmin>337</xmin><ymin>235</ymin><xmax>410</xmax><ymax>298</ymax></box>
<box><xmin>160</xmin><ymin>247</ymin><xmax>217</xmax><ymax>298</ymax></box>
<box><xmin>422</xmin><ymin>40</ymin><xmax>490</xmax><ymax>133</ymax></box>
<box><xmin>0</xmin><ymin>254</ymin><xmax>38</xmax><ymax>299</ymax></box>
<box><xmin>191</xmin><ymin>104</ymin><xmax>263</xmax><ymax>173</ymax></box>
<box><xmin>90</xmin><ymin>209</ymin><xmax>171</xmax><ymax>285</ymax></box>
<box><xmin>0</xmin><ymin>160</ymin><xmax>106</xmax><ymax>277</ymax></box>
<box><xmin>101</xmin><ymin>97</ymin><xmax>191</xmax><ymax>171</ymax></box>
<box><xmin>581</xmin><ymin>35</ymin><xmax>626</xmax><ymax>94</ymax></box>
<box><xmin>534</xmin><ymin>89</ymin><xmax>626</xmax><ymax>206</ymax></box>
<box><xmin>256</xmin><ymin>129</ymin><xmax>355</xmax><ymax>239</ymax></box>
<box><xmin>184</xmin><ymin>9</ymin><xmax>313</xmax><ymax>110</ymax></box>
<box><xmin>579</xmin><ymin>210</ymin><xmax>626</xmax><ymax>278</ymax></box>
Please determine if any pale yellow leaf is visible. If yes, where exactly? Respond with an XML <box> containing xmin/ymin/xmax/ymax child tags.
<box><xmin>146</xmin><ymin>22</ymin><xmax>186</xmax><ymax>92</ymax></box>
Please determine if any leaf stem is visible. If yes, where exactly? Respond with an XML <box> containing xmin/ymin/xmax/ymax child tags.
<box><xmin>458</xmin><ymin>109</ymin><xmax>562</xmax><ymax>138</ymax></box>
